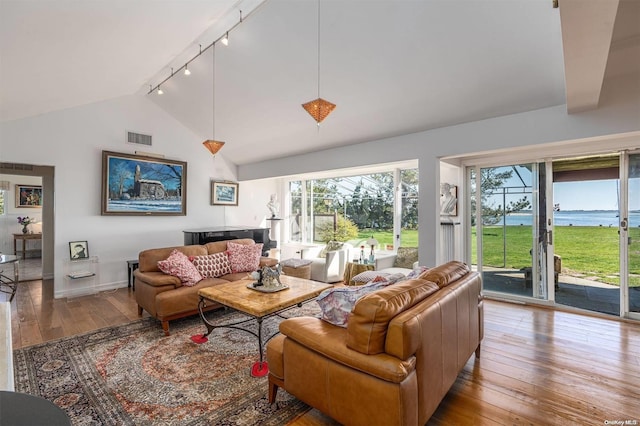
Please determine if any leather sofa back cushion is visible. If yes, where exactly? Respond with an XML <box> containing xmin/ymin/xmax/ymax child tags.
<box><xmin>204</xmin><ymin>238</ymin><xmax>254</xmax><ymax>255</ymax></box>
<box><xmin>347</xmin><ymin>279</ymin><xmax>439</xmax><ymax>354</ymax></box>
<box><xmin>139</xmin><ymin>245</ymin><xmax>208</xmax><ymax>273</ymax></box>
<box><xmin>418</xmin><ymin>261</ymin><xmax>470</xmax><ymax>288</ymax></box>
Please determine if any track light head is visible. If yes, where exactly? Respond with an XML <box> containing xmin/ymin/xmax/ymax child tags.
<box><xmin>221</xmin><ymin>32</ymin><xmax>229</xmax><ymax>46</ymax></box>
<box><xmin>184</xmin><ymin>65</ymin><xmax>191</xmax><ymax>76</ymax></box>
<box><xmin>157</xmin><ymin>87</ymin><xmax>164</xmax><ymax>95</ymax></box>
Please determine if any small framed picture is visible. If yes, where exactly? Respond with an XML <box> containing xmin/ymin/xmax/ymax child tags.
<box><xmin>211</xmin><ymin>181</ymin><xmax>239</xmax><ymax>206</ymax></box>
<box><xmin>69</xmin><ymin>241</ymin><xmax>89</xmax><ymax>260</ymax></box>
<box><xmin>16</xmin><ymin>184</ymin><xmax>43</xmax><ymax>208</ymax></box>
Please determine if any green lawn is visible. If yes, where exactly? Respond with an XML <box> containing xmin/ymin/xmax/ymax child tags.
<box><xmin>353</xmin><ymin>226</ymin><xmax>639</xmax><ymax>287</ymax></box>
<box><xmin>353</xmin><ymin>230</ymin><xmax>418</xmax><ymax>248</ymax></box>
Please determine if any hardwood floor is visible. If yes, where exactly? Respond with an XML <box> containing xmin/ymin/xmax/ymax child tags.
<box><xmin>5</xmin><ymin>279</ymin><xmax>640</xmax><ymax>424</ymax></box>
<box><xmin>7</xmin><ymin>279</ymin><xmax>145</xmax><ymax>349</ymax></box>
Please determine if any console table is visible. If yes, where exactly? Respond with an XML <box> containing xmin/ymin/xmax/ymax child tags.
<box><xmin>13</xmin><ymin>233</ymin><xmax>42</xmax><ymax>259</ymax></box>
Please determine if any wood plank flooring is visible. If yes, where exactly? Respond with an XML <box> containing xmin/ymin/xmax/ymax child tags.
<box><xmin>5</xmin><ymin>279</ymin><xmax>640</xmax><ymax>425</ymax></box>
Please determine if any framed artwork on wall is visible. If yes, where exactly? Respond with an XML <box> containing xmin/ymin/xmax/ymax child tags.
<box><xmin>211</xmin><ymin>181</ymin><xmax>239</xmax><ymax>206</ymax></box>
<box><xmin>101</xmin><ymin>151</ymin><xmax>187</xmax><ymax>216</ymax></box>
<box><xmin>69</xmin><ymin>241</ymin><xmax>89</xmax><ymax>260</ymax></box>
<box><xmin>16</xmin><ymin>184</ymin><xmax>43</xmax><ymax>208</ymax></box>
<box><xmin>440</xmin><ymin>183</ymin><xmax>458</xmax><ymax>216</ymax></box>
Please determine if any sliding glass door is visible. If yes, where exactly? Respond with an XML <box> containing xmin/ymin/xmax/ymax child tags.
<box><xmin>471</xmin><ymin>162</ymin><xmax>551</xmax><ymax>301</ymax></box>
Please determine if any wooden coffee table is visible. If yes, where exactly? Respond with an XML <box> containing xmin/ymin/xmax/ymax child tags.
<box><xmin>193</xmin><ymin>275</ymin><xmax>332</xmax><ymax>377</ymax></box>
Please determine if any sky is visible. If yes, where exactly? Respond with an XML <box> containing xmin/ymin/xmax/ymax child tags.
<box><xmin>492</xmin><ymin>165</ymin><xmax>639</xmax><ymax>211</ymax></box>
<box><xmin>553</xmin><ymin>180</ymin><xmax>619</xmax><ymax>211</ymax></box>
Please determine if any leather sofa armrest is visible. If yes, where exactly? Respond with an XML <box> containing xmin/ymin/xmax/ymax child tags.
<box><xmin>279</xmin><ymin>317</ymin><xmax>415</xmax><ymax>383</ymax></box>
<box><xmin>134</xmin><ymin>270</ymin><xmax>181</xmax><ymax>288</ymax></box>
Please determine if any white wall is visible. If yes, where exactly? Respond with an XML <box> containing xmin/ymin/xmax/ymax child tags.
<box><xmin>237</xmin><ymin>73</ymin><xmax>640</xmax><ymax>266</ymax></box>
<box><xmin>0</xmin><ymin>95</ymin><xmax>274</xmax><ymax>297</ymax></box>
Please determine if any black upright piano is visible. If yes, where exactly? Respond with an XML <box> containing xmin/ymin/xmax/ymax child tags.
<box><xmin>183</xmin><ymin>226</ymin><xmax>273</xmax><ymax>256</ymax></box>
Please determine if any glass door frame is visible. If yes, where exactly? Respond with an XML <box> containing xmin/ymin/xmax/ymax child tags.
<box><xmin>467</xmin><ymin>161</ymin><xmax>555</xmax><ymax>305</ymax></box>
<box><xmin>621</xmin><ymin>150</ymin><xmax>640</xmax><ymax>320</ymax></box>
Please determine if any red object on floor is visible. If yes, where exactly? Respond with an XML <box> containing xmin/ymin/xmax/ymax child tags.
<box><xmin>251</xmin><ymin>361</ymin><xmax>269</xmax><ymax>377</ymax></box>
<box><xmin>190</xmin><ymin>334</ymin><xmax>208</xmax><ymax>344</ymax></box>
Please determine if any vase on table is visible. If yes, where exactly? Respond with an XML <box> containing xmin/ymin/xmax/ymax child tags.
<box><xmin>22</xmin><ymin>225</ymin><xmax>28</xmax><ymax>234</ymax></box>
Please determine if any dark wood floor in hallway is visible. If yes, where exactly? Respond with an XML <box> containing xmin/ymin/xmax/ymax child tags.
<box><xmin>5</xmin><ymin>280</ymin><xmax>640</xmax><ymax>425</ymax></box>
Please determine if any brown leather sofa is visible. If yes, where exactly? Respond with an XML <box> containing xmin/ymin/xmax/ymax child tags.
<box><xmin>266</xmin><ymin>261</ymin><xmax>483</xmax><ymax>426</ymax></box>
<box><xmin>134</xmin><ymin>238</ymin><xmax>276</xmax><ymax>335</ymax></box>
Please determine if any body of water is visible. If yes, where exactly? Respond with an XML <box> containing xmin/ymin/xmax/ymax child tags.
<box><xmin>504</xmin><ymin>210</ymin><xmax>640</xmax><ymax>227</ymax></box>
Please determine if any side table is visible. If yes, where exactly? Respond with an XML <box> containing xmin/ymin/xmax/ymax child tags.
<box><xmin>127</xmin><ymin>260</ymin><xmax>139</xmax><ymax>290</ymax></box>
<box><xmin>343</xmin><ymin>262</ymin><xmax>374</xmax><ymax>286</ymax></box>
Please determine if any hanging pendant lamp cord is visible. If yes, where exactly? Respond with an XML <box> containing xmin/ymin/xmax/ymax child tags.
<box><xmin>212</xmin><ymin>44</ymin><xmax>216</xmax><ymax>139</ymax></box>
<box><xmin>317</xmin><ymin>0</ymin><xmax>321</xmax><ymax>101</ymax></box>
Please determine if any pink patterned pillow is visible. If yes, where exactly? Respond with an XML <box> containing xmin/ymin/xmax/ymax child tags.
<box><xmin>191</xmin><ymin>252</ymin><xmax>232</xmax><ymax>278</ymax></box>
<box><xmin>157</xmin><ymin>249</ymin><xmax>203</xmax><ymax>286</ymax></box>
<box><xmin>227</xmin><ymin>242</ymin><xmax>263</xmax><ymax>273</ymax></box>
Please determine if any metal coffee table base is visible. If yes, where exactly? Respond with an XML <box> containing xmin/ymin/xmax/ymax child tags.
<box><xmin>191</xmin><ymin>297</ymin><xmax>303</xmax><ymax>377</ymax></box>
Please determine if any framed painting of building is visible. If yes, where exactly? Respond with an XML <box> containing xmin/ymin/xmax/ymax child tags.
<box><xmin>101</xmin><ymin>151</ymin><xmax>187</xmax><ymax>216</ymax></box>
<box><xmin>16</xmin><ymin>184</ymin><xmax>43</xmax><ymax>208</ymax></box>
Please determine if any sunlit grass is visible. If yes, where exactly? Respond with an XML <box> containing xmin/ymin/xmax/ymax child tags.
<box><xmin>471</xmin><ymin>225</ymin><xmax>639</xmax><ymax>287</ymax></box>
<box><xmin>353</xmin><ymin>226</ymin><xmax>639</xmax><ymax>287</ymax></box>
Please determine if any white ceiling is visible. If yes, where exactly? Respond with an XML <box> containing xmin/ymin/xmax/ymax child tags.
<box><xmin>1</xmin><ymin>0</ymin><xmax>638</xmax><ymax>166</ymax></box>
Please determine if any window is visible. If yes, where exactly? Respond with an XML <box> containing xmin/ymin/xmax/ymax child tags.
<box><xmin>286</xmin><ymin>168</ymin><xmax>418</xmax><ymax>248</ymax></box>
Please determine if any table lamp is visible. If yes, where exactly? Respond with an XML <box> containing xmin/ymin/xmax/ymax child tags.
<box><xmin>366</xmin><ymin>236</ymin><xmax>379</xmax><ymax>263</ymax></box>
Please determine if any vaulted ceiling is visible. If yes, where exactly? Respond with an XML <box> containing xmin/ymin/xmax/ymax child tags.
<box><xmin>1</xmin><ymin>0</ymin><xmax>638</xmax><ymax>166</ymax></box>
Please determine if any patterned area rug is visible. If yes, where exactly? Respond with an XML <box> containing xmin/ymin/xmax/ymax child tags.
<box><xmin>13</xmin><ymin>305</ymin><xmax>320</xmax><ymax>425</ymax></box>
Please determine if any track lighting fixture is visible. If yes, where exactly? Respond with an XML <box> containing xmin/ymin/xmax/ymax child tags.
<box><xmin>148</xmin><ymin>8</ymin><xmax>252</xmax><ymax>95</ymax></box>
<box><xmin>157</xmin><ymin>86</ymin><xmax>164</xmax><ymax>95</ymax></box>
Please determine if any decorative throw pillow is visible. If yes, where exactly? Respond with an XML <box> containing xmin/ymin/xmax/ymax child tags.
<box><xmin>157</xmin><ymin>249</ymin><xmax>203</xmax><ymax>286</ymax></box>
<box><xmin>351</xmin><ymin>270</ymin><xmax>390</xmax><ymax>285</ymax></box>
<box><xmin>394</xmin><ymin>247</ymin><xmax>419</xmax><ymax>269</ymax></box>
<box><xmin>319</xmin><ymin>240</ymin><xmax>344</xmax><ymax>258</ymax></box>
<box><xmin>191</xmin><ymin>252</ymin><xmax>232</xmax><ymax>278</ymax></box>
<box><xmin>406</xmin><ymin>266</ymin><xmax>430</xmax><ymax>279</ymax></box>
<box><xmin>315</xmin><ymin>280</ymin><xmax>395</xmax><ymax>328</ymax></box>
<box><xmin>227</xmin><ymin>242</ymin><xmax>263</xmax><ymax>273</ymax></box>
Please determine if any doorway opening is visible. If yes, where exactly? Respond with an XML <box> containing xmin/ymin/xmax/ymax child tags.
<box><xmin>551</xmin><ymin>155</ymin><xmax>626</xmax><ymax>314</ymax></box>
<box><xmin>0</xmin><ymin>162</ymin><xmax>54</xmax><ymax>285</ymax></box>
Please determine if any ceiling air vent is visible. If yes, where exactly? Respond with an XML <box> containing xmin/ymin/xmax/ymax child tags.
<box><xmin>0</xmin><ymin>162</ymin><xmax>34</xmax><ymax>171</ymax></box>
<box><xmin>127</xmin><ymin>131</ymin><xmax>152</xmax><ymax>146</ymax></box>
